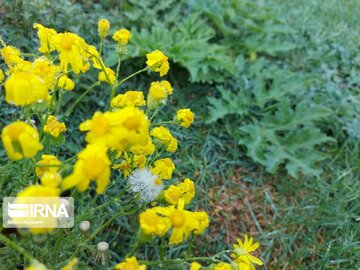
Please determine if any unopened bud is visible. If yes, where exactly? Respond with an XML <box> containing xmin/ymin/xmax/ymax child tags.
<box><xmin>80</xmin><ymin>220</ymin><xmax>90</xmax><ymax>232</ymax></box>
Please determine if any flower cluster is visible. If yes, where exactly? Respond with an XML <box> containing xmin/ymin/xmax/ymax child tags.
<box><xmin>0</xmin><ymin>17</ymin><xmax>263</xmax><ymax>270</ymax></box>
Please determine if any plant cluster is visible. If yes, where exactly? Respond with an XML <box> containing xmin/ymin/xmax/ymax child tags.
<box><xmin>0</xmin><ymin>19</ymin><xmax>263</xmax><ymax>270</ymax></box>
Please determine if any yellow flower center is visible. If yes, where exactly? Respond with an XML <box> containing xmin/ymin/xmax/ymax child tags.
<box><xmin>84</xmin><ymin>157</ymin><xmax>104</xmax><ymax>179</ymax></box>
<box><xmin>61</xmin><ymin>34</ymin><xmax>75</xmax><ymax>51</ymax></box>
<box><xmin>170</xmin><ymin>210</ymin><xmax>186</xmax><ymax>227</ymax></box>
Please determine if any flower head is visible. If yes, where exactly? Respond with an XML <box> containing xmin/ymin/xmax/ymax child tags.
<box><xmin>151</xmin><ymin>158</ymin><xmax>175</xmax><ymax>180</ymax></box>
<box><xmin>177</xmin><ymin>108</ymin><xmax>195</xmax><ymax>128</ymax></box>
<box><xmin>58</xmin><ymin>75</ymin><xmax>75</xmax><ymax>90</ymax></box>
<box><xmin>128</xmin><ymin>168</ymin><xmax>163</xmax><ymax>203</ymax></box>
<box><xmin>98</xmin><ymin>67</ymin><xmax>116</xmax><ymax>85</ymax></box>
<box><xmin>147</xmin><ymin>80</ymin><xmax>173</xmax><ymax>108</ymax></box>
<box><xmin>2</xmin><ymin>121</ymin><xmax>43</xmax><ymax>160</ymax></box>
<box><xmin>112</xmin><ymin>29</ymin><xmax>132</xmax><ymax>45</ymax></box>
<box><xmin>52</xmin><ymin>32</ymin><xmax>90</xmax><ymax>74</ymax></box>
<box><xmin>141</xmin><ymin>199</ymin><xmax>209</xmax><ymax>245</ymax></box>
<box><xmin>98</xmin><ymin>19</ymin><xmax>111</xmax><ymax>39</ymax></box>
<box><xmin>231</xmin><ymin>234</ymin><xmax>263</xmax><ymax>270</ymax></box>
<box><xmin>146</xmin><ymin>50</ymin><xmax>169</xmax><ymax>77</ymax></box>
<box><xmin>35</xmin><ymin>154</ymin><xmax>61</xmax><ymax>178</ymax></box>
<box><xmin>61</xmin><ymin>143</ymin><xmax>111</xmax><ymax>194</ymax></box>
<box><xmin>33</xmin><ymin>23</ymin><xmax>57</xmax><ymax>54</ymax></box>
<box><xmin>4</xmin><ymin>72</ymin><xmax>48</xmax><ymax>106</ymax></box>
<box><xmin>150</xmin><ymin>126</ymin><xmax>178</xmax><ymax>153</ymax></box>
<box><xmin>111</xmin><ymin>91</ymin><xmax>146</xmax><ymax>108</ymax></box>
<box><xmin>44</xmin><ymin>115</ymin><xmax>67</xmax><ymax>137</ymax></box>
<box><xmin>80</xmin><ymin>107</ymin><xmax>150</xmax><ymax>152</ymax></box>
<box><xmin>115</xmin><ymin>257</ymin><xmax>146</xmax><ymax>270</ymax></box>
<box><xmin>139</xmin><ymin>206</ymin><xmax>171</xmax><ymax>236</ymax></box>
<box><xmin>164</xmin><ymin>178</ymin><xmax>195</xmax><ymax>205</ymax></box>
<box><xmin>0</xmin><ymin>46</ymin><xmax>23</xmax><ymax>67</ymax></box>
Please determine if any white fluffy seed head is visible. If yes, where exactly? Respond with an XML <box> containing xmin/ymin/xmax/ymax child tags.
<box><xmin>97</xmin><ymin>241</ymin><xmax>109</xmax><ymax>251</ymax></box>
<box><xmin>128</xmin><ymin>168</ymin><xmax>163</xmax><ymax>203</ymax></box>
<box><xmin>80</xmin><ymin>220</ymin><xmax>91</xmax><ymax>232</ymax></box>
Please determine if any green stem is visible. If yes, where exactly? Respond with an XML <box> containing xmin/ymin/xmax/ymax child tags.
<box><xmin>114</xmin><ymin>67</ymin><xmax>148</xmax><ymax>88</ymax></box>
<box><xmin>115</xmin><ymin>54</ymin><xmax>122</xmax><ymax>81</ymax></box>
<box><xmin>99</xmin><ymin>39</ymin><xmax>104</xmax><ymax>56</ymax></box>
<box><xmin>0</xmin><ymin>233</ymin><xmax>35</xmax><ymax>261</ymax></box>
<box><xmin>56</xmin><ymin>89</ymin><xmax>63</xmax><ymax>114</ymax></box>
<box><xmin>66</xmin><ymin>82</ymin><xmax>100</xmax><ymax>116</ymax></box>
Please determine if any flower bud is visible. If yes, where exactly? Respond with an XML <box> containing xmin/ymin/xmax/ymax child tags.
<box><xmin>98</xmin><ymin>19</ymin><xmax>110</xmax><ymax>39</ymax></box>
<box><xmin>80</xmin><ymin>220</ymin><xmax>90</xmax><ymax>232</ymax></box>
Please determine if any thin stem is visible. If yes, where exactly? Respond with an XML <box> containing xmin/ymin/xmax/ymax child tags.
<box><xmin>114</xmin><ymin>67</ymin><xmax>148</xmax><ymax>89</ymax></box>
<box><xmin>55</xmin><ymin>89</ymin><xmax>64</xmax><ymax>114</ymax></box>
<box><xmin>0</xmin><ymin>233</ymin><xmax>35</xmax><ymax>261</ymax></box>
<box><xmin>99</xmin><ymin>39</ymin><xmax>104</xmax><ymax>56</ymax></box>
<box><xmin>115</xmin><ymin>54</ymin><xmax>122</xmax><ymax>81</ymax></box>
<box><xmin>66</xmin><ymin>82</ymin><xmax>100</xmax><ymax>116</ymax></box>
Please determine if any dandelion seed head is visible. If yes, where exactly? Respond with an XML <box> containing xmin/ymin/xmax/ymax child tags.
<box><xmin>128</xmin><ymin>168</ymin><xmax>163</xmax><ymax>203</ymax></box>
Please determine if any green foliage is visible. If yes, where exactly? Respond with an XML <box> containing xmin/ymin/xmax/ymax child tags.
<box><xmin>207</xmin><ymin>59</ymin><xmax>333</xmax><ymax>177</ymax></box>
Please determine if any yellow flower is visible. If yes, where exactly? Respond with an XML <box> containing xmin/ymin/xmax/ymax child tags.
<box><xmin>87</xmin><ymin>45</ymin><xmax>104</xmax><ymax>70</ymax></box>
<box><xmin>2</xmin><ymin>121</ymin><xmax>43</xmax><ymax>160</ymax></box>
<box><xmin>164</xmin><ymin>178</ymin><xmax>195</xmax><ymax>205</ymax></box>
<box><xmin>31</xmin><ymin>57</ymin><xmax>59</xmax><ymax>89</ymax></box>
<box><xmin>0</xmin><ymin>69</ymin><xmax>4</xmax><ymax>82</ymax></box>
<box><xmin>44</xmin><ymin>115</ymin><xmax>67</xmax><ymax>137</ymax></box>
<box><xmin>159</xmin><ymin>199</ymin><xmax>209</xmax><ymax>245</ymax></box>
<box><xmin>16</xmin><ymin>185</ymin><xmax>60</xmax><ymax>234</ymax></box>
<box><xmin>139</xmin><ymin>207</ymin><xmax>172</xmax><ymax>236</ymax></box>
<box><xmin>151</xmin><ymin>158</ymin><xmax>175</xmax><ymax>180</ymax></box>
<box><xmin>177</xmin><ymin>108</ymin><xmax>195</xmax><ymax>128</ymax></box>
<box><xmin>58</xmin><ymin>75</ymin><xmax>75</xmax><ymax>90</ymax></box>
<box><xmin>0</xmin><ymin>46</ymin><xmax>23</xmax><ymax>67</ymax></box>
<box><xmin>111</xmin><ymin>91</ymin><xmax>146</xmax><ymax>108</ymax></box>
<box><xmin>60</xmin><ymin>258</ymin><xmax>79</xmax><ymax>270</ymax></box>
<box><xmin>35</xmin><ymin>154</ymin><xmax>61</xmax><ymax>177</ymax></box>
<box><xmin>40</xmin><ymin>172</ymin><xmax>61</xmax><ymax>188</ymax></box>
<box><xmin>52</xmin><ymin>32</ymin><xmax>90</xmax><ymax>74</ymax></box>
<box><xmin>80</xmin><ymin>107</ymin><xmax>150</xmax><ymax>152</ymax></box>
<box><xmin>33</xmin><ymin>23</ymin><xmax>57</xmax><ymax>54</ymax></box>
<box><xmin>61</xmin><ymin>143</ymin><xmax>110</xmax><ymax>194</ymax></box>
<box><xmin>98</xmin><ymin>19</ymin><xmax>111</xmax><ymax>39</ymax></box>
<box><xmin>112</xmin><ymin>29</ymin><xmax>132</xmax><ymax>45</ymax></box>
<box><xmin>4</xmin><ymin>72</ymin><xmax>48</xmax><ymax>105</ymax></box>
<box><xmin>215</xmin><ymin>262</ymin><xmax>232</xmax><ymax>270</ymax></box>
<box><xmin>115</xmin><ymin>257</ymin><xmax>146</xmax><ymax>270</ymax></box>
<box><xmin>150</xmin><ymin>126</ymin><xmax>178</xmax><ymax>153</ymax></box>
<box><xmin>113</xmin><ymin>152</ymin><xmax>147</xmax><ymax>176</ymax></box>
<box><xmin>98</xmin><ymin>67</ymin><xmax>116</xmax><ymax>85</ymax></box>
<box><xmin>146</xmin><ymin>50</ymin><xmax>169</xmax><ymax>77</ymax></box>
<box><xmin>190</xmin><ymin>262</ymin><xmax>202</xmax><ymax>270</ymax></box>
<box><xmin>231</xmin><ymin>234</ymin><xmax>263</xmax><ymax>270</ymax></box>
<box><xmin>147</xmin><ymin>80</ymin><xmax>173</xmax><ymax>107</ymax></box>
<box><xmin>130</xmin><ymin>138</ymin><xmax>155</xmax><ymax>156</ymax></box>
